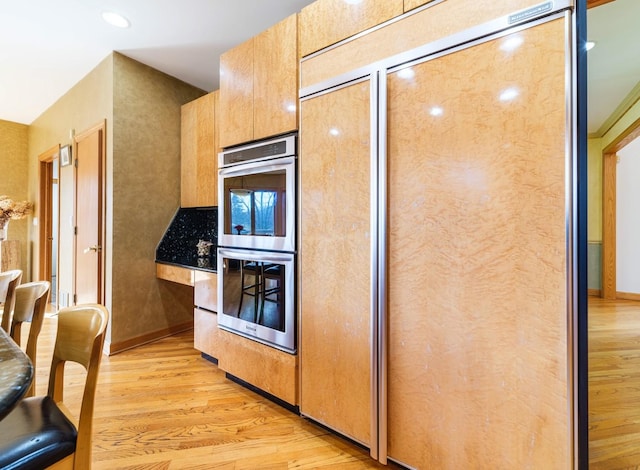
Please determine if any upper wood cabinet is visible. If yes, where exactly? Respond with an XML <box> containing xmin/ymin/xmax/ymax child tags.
<box><xmin>181</xmin><ymin>90</ymin><xmax>218</xmax><ymax>207</ymax></box>
<box><xmin>299</xmin><ymin>0</ymin><xmax>403</xmax><ymax>57</ymax></box>
<box><xmin>219</xmin><ymin>39</ymin><xmax>253</xmax><ymax>148</ymax></box>
<box><xmin>403</xmin><ymin>0</ymin><xmax>436</xmax><ymax>12</ymax></box>
<box><xmin>219</xmin><ymin>14</ymin><xmax>298</xmax><ymax>148</ymax></box>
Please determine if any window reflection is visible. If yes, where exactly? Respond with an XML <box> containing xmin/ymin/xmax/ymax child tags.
<box><xmin>230</xmin><ymin>189</ymin><xmax>279</xmax><ymax>236</ymax></box>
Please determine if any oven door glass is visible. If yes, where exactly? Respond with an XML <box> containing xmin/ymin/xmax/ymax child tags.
<box><xmin>217</xmin><ymin>248</ymin><xmax>295</xmax><ymax>353</ymax></box>
<box><xmin>218</xmin><ymin>156</ymin><xmax>295</xmax><ymax>252</ymax></box>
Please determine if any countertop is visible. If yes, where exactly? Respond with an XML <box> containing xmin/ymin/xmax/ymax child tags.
<box><xmin>156</xmin><ymin>206</ymin><xmax>217</xmax><ymax>273</ymax></box>
<box><xmin>0</xmin><ymin>327</ymin><xmax>33</xmax><ymax>420</ymax></box>
<box><xmin>156</xmin><ymin>258</ymin><xmax>217</xmax><ymax>273</ymax></box>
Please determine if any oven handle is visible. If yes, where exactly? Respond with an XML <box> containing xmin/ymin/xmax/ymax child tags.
<box><xmin>217</xmin><ymin>248</ymin><xmax>294</xmax><ymax>264</ymax></box>
<box><xmin>218</xmin><ymin>155</ymin><xmax>296</xmax><ymax>177</ymax></box>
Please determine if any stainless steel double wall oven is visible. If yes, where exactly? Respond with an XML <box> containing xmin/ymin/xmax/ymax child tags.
<box><xmin>217</xmin><ymin>134</ymin><xmax>297</xmax><ymax>353</ymax></box>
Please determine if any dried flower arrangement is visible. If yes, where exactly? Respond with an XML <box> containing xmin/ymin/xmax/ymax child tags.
<box><xmin>0</xmin><ymin>195</ymin><xmax>34</xmax><ymax>228</ymax></box>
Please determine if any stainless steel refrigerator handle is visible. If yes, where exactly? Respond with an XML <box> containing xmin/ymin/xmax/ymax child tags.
<box><xmin>377</xmin><ymin>69</ymin><xmax>389</xmax><ymax>466</ymax></box>
<box><xmin>368</xmin><ymin>68</ymin><xmax>389</xmax><ymax>464</ymax></box>
<box><xmin>369</xmin><ymin>71</ymin><xmax>380</xmax><ymax>462</ymax></box>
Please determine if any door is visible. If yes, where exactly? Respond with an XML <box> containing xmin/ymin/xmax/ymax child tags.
<box><xmin>74</xmin><ymin>123</ymin><xmax>105</xmax><ymax>305</ymax></box>
<box><xmin>385</xmin><ymin>18</ymin><xmax>572</xmax><ymax>468</ymax></box>
<box><xmin>299</xmin><ymin>79</ymin><xmax>375</xmax><ymax>450</ymax></box>
<box><xmin>38</xmin><ymin>145</ymin><xmax>59</xmax><ymax>302</ymax></box>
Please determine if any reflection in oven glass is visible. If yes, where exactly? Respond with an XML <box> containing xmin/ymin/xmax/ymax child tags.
<box><xmin>225</xmin><ymin>170</ymin><xmax>286</xmax><ymax>238</ymax></box>
<box><xmin>223</xmin><ymin>260</ymin><xmax>285</xmax><ymax>332</ymax></box>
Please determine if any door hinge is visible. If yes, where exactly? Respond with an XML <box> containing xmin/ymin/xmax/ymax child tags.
<box><xmin>74</xmin><ymin>226</ymin><xmax>77</xmax><ymax>235</ymax></box>
<box><xmin>74</xmin><ymin>158</ymin><xmax>78</xmax><ymax>168</ymax></box>
<box><xmin>73</xmin><ymin>294</ymin><xmax>77</xmax><ymax>304</ymax></box>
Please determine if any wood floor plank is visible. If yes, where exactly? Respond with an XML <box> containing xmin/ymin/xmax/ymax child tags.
<box><xmin>589</xmin><ymin>297</ymin><xmax>640</xmax><ymax>469</ymax></box>
<box><xmin>20</xmin><ymin>314</ymin><xmax>395</xmax><ymax>469</ymax></box>
<box><xmin>21</xmin><ymin>296</ymin><xmax>640</xmax><ymax>469</ymax></box>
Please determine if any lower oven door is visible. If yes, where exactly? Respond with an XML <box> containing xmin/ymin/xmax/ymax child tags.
<box><xmin>217</xmin><ymin>247</ymin><xmax>295</xmax><ymax>354</ymax></box>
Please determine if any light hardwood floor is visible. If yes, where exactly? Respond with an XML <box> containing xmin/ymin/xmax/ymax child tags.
<box><xmin>589</xmin><ymin>296</ymin><xmax>640</xmax><ymax>469</ymax></box>
<box><xmin>26</xmin><ymin>313</ymin><xmax>399</xmax><ymax>470</ymax></box>
<box><xmin>15</xmin><ymin>297</ymin><xmax>639</xmax><ymax>469</ymax></box>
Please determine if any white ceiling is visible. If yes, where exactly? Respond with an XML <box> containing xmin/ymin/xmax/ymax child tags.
<box><xmin>0</xmin><ymin>0</ymin><xmax>315</xmax><ymax>125</ymax></box>
<box><xmin>587</xmin><ymin>0</ymin><xmax>640</xmax><ymax>135</ymax></box>
<box><xmin>0</xmin><ymin>0</ymin><xmax>636</xmax><ymax>131</ymax></box>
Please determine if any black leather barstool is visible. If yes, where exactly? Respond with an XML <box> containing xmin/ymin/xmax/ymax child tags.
<box><xmin>258</xmin><ymin>264</ymin><xmax>282</xmax><ymax>325</ymax></box>
<box><xmin>237</xmin><ymin>261</ymin><xmax>263</xmax><ymax>321</ymax></box>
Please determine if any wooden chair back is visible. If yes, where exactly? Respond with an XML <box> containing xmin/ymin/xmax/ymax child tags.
<box><xmin>10</xmin><ymin>280</ymin><xmax>50</xmax><ymax>397</ymax></box>
<box><xmin>49</xmin><ymin>304</ymin><xmax>109</xmax><ymax>470</ymax></box>
<box><xmin>0</xmin><ymin>269</ymin><xmax>22</xmax><ymax>331</ymax></box>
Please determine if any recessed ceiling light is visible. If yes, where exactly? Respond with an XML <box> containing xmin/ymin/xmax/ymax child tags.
<box><xmin>585</xmin><ymin>41</ymin><xmax>596</xmax><ymax>51</ymax></box>
<box><xmin>102</xmin><ymin>11</ymin><xmax>130</xmax><ymax>28</ymax></box>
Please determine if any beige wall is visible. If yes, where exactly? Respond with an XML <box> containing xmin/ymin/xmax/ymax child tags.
<box><xmin>29</xmin><ymin>54</ymin><xmax>114</xmax><ymax>302</ymax></box>
<box><xmin>601</xmin><ymin>97</ymin><xmax>640</xmax><ymax>150</ymax></box>
<box><xmin>588</xmin><ymin>137</ymin><xmax>603</xmax><ymax>242</ymax></box>
<box><xmin>27</xmin><ymin>52</ymin><xmax>205</xmax><ymax>350</ymax></box>
<box><xmin>0</xmin><ymin>119</ymin><xmax>29</xmax><ymax>275</ymax></box>
<box><xmin>588</xmin><ymin>93</ymin><xmax>640</xmax><ymax>244</ymax></box>
<box><xmin>587</xmin><ymin>85</ymin><xmax>640</xmax><ymax>291</ymax></box>
<box><xmin>109</xmin><ymin>53</ymin><xmax>204</xmax><ymax>347</ymax></box>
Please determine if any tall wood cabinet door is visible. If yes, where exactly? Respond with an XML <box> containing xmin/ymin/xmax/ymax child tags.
<box><xmin>299</xmin><ymin>79</ymin><xmax>373</xmax><ymax>446</ymax></box>
<box><xmin>181</xmin><ymin>91</ymin><xmax>218</xmax><ymax>207</ymax></box>
<box><xmin>219</xmin><ymin>38</ymin><xmax>254</xmax><ymax>148</ymax></box>
<box><xmin>385</xmin><ymin>19</ymin><xmax>571</xmax><ymax>468</ymax></box>
<box><xmin>403</xmin><ymin>0</ymin><xmax>435</xmax><ymax>12</ymax></box>
<box><xmin>299</xmin><ymin>0</ymin><xmax>403</xmax><ymax>57</ymax></box>
<box><xmin>254</xmin><ymin>14</ymin><xmax>298</xmax><ymax>141</ymax></box>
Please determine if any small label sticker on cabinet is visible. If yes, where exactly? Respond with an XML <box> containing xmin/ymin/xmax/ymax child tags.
<box><xmin>508</xmin><ymin>2</ymin><xmax>553</xmax><ymax>24</ymax></box>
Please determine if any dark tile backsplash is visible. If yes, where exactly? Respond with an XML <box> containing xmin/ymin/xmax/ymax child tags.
<box><xmin>156</xmin><ymin>206</ymin><xmax>217</xmax><ymax>271</ymax></box>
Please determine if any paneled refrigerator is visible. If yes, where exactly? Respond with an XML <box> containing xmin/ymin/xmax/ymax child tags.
<box><xmin>299</xmin><ymin>1</ymin><xmax>578</xmax><ymax>468</ymax></box>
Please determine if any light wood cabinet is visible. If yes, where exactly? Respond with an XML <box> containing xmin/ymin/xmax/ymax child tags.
<box><xmin>384</xmin><ymin>19</ymin><xmax>571</xmax><ymax>467</ymax></box>
<box><xmin>219</xmin><ymin>14</ymin><xmax>298</xmax><ymax>148</ymax></box>
<box><xmin>253</xmin><ymin>14</ymin><xmax>298</xmax><ymax>142</ymax></box>
<box><xmin>216</xmin><ymin>328</ymin><xmax>298</xmax><ymax>406</ymax></box>
<box><xmin>194</xmin><ymin>309</ymin><xmax>220</xmax><ymax>359</ymax></box>
<box><xmin>194</xmin><ymin>270</ymin><xmax>217</xmax><ymax>311</ymax></box>
<box><xmin>181</xmin><ymin>91</ymin><xmax>218</xmax><ymax>207</ymax></box>
<box><xmin>299</xmin><ymin>80</ymin><xmax>373</xmax><ymax>446</ymax></box>
<box><xmin>193</xmin><ymin>271</ymin><xmax>218</xmax><ymax>357</ymax></box>
<box><xmin>156</xmin><ymin>264</ymin><xmax>194</xmax><ymax>286</ymax></box>
<box><xmin>403</xmin><ymin>0</ymin><xmax>435</xmax><ymax>12</ymax></box>
<box><xmin>299</xmin><ymin>9</ymin><xmax>574</xmax><ymax>469</ymax></box>
<box><xmin>299</xmin><ymin>0</ymin><xmax>402</xmax><ymax>57</ymax></box>
<box><xmin>219</xmin><ymin>39</ymin><xmax>253</xmax><ymax>148</ymax></box>
<box><xmin>300</xmin><ymin>0</ymin><xmax>540</xmax><ymax>90</ymax></box>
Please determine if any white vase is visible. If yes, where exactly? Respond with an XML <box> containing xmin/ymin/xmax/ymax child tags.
<box><xmin>0</xmin><ymin>220</ymin><xmax>8</xmax><ymax>241</ymax></box>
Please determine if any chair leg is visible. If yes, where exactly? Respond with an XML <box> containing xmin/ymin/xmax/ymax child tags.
<box><xmin>237</xmin><ymin>262</ymin><xmax>263</xmax><ymax>321</ymax></box>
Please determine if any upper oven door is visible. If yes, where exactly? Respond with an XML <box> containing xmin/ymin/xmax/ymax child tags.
<box><xmin>218</xmin><ymin>156</ymin><xmax>296</xmax><ymax>252</ymax></box>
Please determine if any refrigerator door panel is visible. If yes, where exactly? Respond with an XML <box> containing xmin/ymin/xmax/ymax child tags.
<box><xmin>386</xmin><ymin>17</ymin><xmax>572</xmax><ymax>468</ymax></box>
<box><xmin>299</xmin><ymin>78</ymin><xmax>375</xmax><ymax>448</ymax></box>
